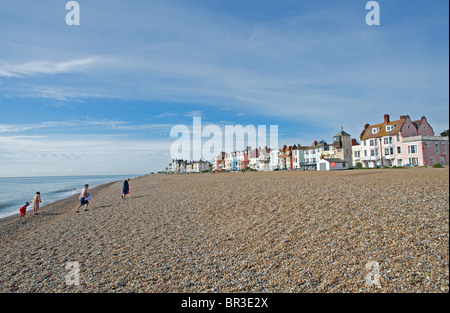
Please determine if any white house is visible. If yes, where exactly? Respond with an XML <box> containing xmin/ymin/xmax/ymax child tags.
<box><xmin>269</xmin><ymin>149</ymin><xmax>280</xmax><ymax>170</ymax></box>
<box><xmin>224</xmin><ymin>152</ymin><xmax>233</xmax><ymax>171</ymax></box>
<box><xmin>193</xmin><ymin>160</ymin><xmax>211</xmax><ymax>173</ymax></box>
<box><xmin>351</xmin><ymin>139</ymin><xmax>363</xmax><ymax>168</ymax></box>
<box><xmin>317</xmin><ymin>158</ymin><xmax>348</xmax><ymax>171</ymax></box>
<box><xmin>257</xmin><ymin>147</ymin><xmax>271</xmax><ymax>171</ymax></box>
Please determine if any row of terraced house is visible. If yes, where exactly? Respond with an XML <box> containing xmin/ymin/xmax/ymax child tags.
<box><xmin>166</xmin><ymin>114</ymin><xmax>449</xmax><ymax>173</ymax></box>
<box><xmin>212</xmin><ymin>129</ymin><xmax>354</xmax><ymax>171</ymax></box>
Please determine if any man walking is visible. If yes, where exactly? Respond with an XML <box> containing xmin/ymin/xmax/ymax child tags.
<box><xmin>76</xmin><ymin>184</ymin><xmax>90</xmax><ymax>213</ymax></box>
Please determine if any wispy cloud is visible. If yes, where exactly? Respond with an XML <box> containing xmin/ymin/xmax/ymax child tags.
<box><xmin>0</xmin><ymin>119</ymin><xmax>174</xmax><ymax>134</ymax></box>
<box><xmin>0</xmin><ymin>57</ymin><xmax>101</xmax><ymax>78</ymax></box>
<box><xmin>0</xmin><ymin>1</ymin><xmax>447</xmax><ymax>176</ymax></box>
<box><xmin>155</xmin><ymin>112</ymin><xmax>179</xmax><ymax>119</ymax></box>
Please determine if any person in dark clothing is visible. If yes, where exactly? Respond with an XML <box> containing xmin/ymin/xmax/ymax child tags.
<box><xmin>122</xmin><ymin>178</ymin><xmax>130</xmax><ymax>200</ymax></box>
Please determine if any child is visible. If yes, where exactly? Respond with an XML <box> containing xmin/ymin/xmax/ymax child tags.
<box><xmin>19</xmin><ymin>202</ymin><xmax>30</xmax><ymax>219</ymax></box>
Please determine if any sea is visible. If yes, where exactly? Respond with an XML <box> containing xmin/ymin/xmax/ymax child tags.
<box><xmin>0</xmin><ymin>175</ymin><xmax>142</xmax><ymax>220</ymax></box>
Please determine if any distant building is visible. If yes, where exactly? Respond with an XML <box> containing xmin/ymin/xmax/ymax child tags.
<box><xmin>332</xmin><ymin>130</ymin><xmax>353</xmax><ymax>167</ymax></box>
<box><xmin>248</xmin><ymin>147</ymin><xmax>259</xmax><ymax>170</ymax></box>
<box><xmin>213</xmin><ymin>152</ymin><xmax>227</xmax><ymax>171</ymax></box>
<box><xmin>269</xmin><ymin>149</ymin><xmax>280</xmax><ymax>170</ymax></box>
<box><xmin>317</xmin><ymin>158</ymin><xmax>348</xmax><ymax>171</ymax></box>
<box><xmin>279</xmin><ymin>145</ymin><xmax>294</xmax><ymax>170</ymax></box>
<box><xmin>351</xmin><ymin>138</ymin><xmax>363</xmax><ymax>167</ymax></box>
<box><xmin>359</xmin><ymin>114</ymin><xmax>449</xmax><ymax>167</ymax></box>
<box><xmin>257</xmin><ymin>146</ymin><xmax>271</xmax><ymax>171</ymax></box>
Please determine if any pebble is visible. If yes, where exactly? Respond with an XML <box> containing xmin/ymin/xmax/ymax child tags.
<box><xmin>0</xmin><ymin>168</ymin><xmax>448</xmax><ymax>293</ymax></box>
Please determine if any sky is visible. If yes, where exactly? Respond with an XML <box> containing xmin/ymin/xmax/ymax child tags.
<box><xmin>0</xmin><ymin>0</ymin><xmax>448</xmax><ymax>176</ymax></box>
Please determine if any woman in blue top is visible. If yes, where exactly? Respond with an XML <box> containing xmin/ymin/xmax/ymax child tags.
<box><xmin>122</xmin><ymin>178</ymin><xmax>130</xmax><ymax>200</ymax></box>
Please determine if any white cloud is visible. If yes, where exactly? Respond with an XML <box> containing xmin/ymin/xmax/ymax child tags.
<box><xmin>0</xmin><ymin>57</ymin><xmax>101</xmax><ymax>78</ymax></box>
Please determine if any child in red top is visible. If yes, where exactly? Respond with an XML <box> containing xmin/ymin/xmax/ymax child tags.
<box><xmin>19</xmin><ymin>202</ymin><xmax>30</xmax><ymax>218</ymax></box>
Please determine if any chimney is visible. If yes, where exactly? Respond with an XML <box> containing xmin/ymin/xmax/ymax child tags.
<box><xmin>384</xmin><ymin>114</ymin><xmax>390</xmax><ymax>124</ymax></box>
<box><xmin>364</xmin><ymin>123</ymin><xmax>370</xmax><ymax>130</ymax></box>
<box><xmin>313</xmin><ymin>140</ymin><xmax>318</xmax><ymax>147</ymax></box>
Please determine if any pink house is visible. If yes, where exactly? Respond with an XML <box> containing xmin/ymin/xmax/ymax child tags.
<box><xmin>359</xmin><ymin>114</ymin><xmax>449</xmax><ymax>167</ymax></box>
<box><xmin>399</xmin><ymin>136</ymin><xmax>449</xmax><ymax>167</ymax></box>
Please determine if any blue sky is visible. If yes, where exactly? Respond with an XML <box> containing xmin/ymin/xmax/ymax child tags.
<box><xmin>0</xmin><ymin>0</ymin><xmax>448</xmax><ymax>176</ymax></box>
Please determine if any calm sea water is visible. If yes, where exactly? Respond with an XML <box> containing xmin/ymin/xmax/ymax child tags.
<box><xmin>0</xmin><ymin>175</ymin><xmax>141</xmax><ymax>219</ymax></box>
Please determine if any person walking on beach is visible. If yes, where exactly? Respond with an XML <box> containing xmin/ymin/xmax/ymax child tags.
<box><xmin>19</xmin><ymin>202</ymin><xmax>30</xmax><ymax>219</ymax></box>
<box><xmin>76</xmin><ymin>184</ymin><xmax>90</xmax><ymax>213</ymax></box>
<box><xmin>122</xmin><ymin>178</ymin><xmax>130</xmax><ymax>200</ymax></box>
<box><xmin>31</xmin><ymin>191</ymin><xmax>42</xmax><ymax>215</ymax></box>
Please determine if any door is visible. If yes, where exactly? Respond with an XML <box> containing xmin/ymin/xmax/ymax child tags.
<box><xmin>319</xmin><ymin>163</ymin><xmax>327</xmax><ymax>171</ymax></box>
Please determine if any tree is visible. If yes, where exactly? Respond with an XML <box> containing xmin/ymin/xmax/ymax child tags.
<box><xmin>440</xmin><ymin>129</ymin><xmax>449</xmax><ymax>137</ymax></box>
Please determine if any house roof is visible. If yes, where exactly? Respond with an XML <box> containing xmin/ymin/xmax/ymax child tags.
<box><xmin>279</xmin><ymin>145</ymin><xmax>292</xmax><ymax>157</ymax></box>
<box><xmin>320</xmin><ymin>158</ymin><xmax>347</xmax><ymax>163</ymax></box>
<box><xmin>360</xmin><ymin>115</ymin><xmax>408</xmax><ymax>140</ymax></box>
<box><xmin>334</xmin><ymin>130</ymin><xmax>351</xmax><ymax>137</ymax></box>
<box><xmin>259</xmin><ymin>146</ymin><xmax>271</xmax><ymax>156</ymax></box>
<box><xmin>215</xmin><ymin>152</ymin><xmax>226</xmax><ymax>160</ymax></box>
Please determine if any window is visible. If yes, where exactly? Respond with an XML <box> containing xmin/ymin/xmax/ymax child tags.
<box><xmin>397</xmin><ymin>146</ymin><xmax>402</xmax><ymax>154</ymax></box>
<box><xmin>364</xmin><ymin>150</ymin><xmax>368</xmax><ymax>157</ymax></box>
<box><xmin>440</xmin><ymin>157</ymin><xmax>445</xmax><ymax>166</ymax></box>
<box><xmin>384</xmin><ymin>148</ymin><xmax>390</xmax><ymax>155</ymax></box>
<box><xmin>375</xmin><ymin>148</ymin><xmax>379</xmax><ymax>156</ymax></box>
<box><xmin>396</xmin><ymin>135</ymin><xmax>400</xmax><ymax>142</ymax></box>
<box><xmin>408</xmin><ymin>125</ymin><xmax>411</xmax><ymax>130</ymax></box>
<box><xmin>429</xmin><ymin>157</ymin><xmax>434</xmax><ymax>165</ymax></box>
<box><xmin>443</xmin><ymin>144</ymin><xmax>447</xmax><ymax>154</ymax></box>
<box><xmin>372</xmin><ymin>128</ymin><xmax>379</xmax><ymax>134</ymax></box>
<box><xmin>435</xmin><ymin>143</ymin><xmax>439</xmax><ymax>154</ymax></box>
<box><xmin>398</xmin><ymin>159</ymin><xmax>403</xmax><ymax>167</ymax></box>
<box><xmin>371</xmin><ymin>150</ymin><xmax>375</xmax><ymax>157</ymax></box>
<box><xmin>408</xmin><ymin>145</ymin><xmax>418</xmax><ymax>154</ymax></box>
<box><xmin>390</xmin><ymin>147</ymin><xmax>394</xmax><ymax>155</ymax></box>
<box><xmin>383</xmin><ymin>137</ymin><xmax>393</xmax><ymax>145</ymax></box>
<box><xmin>424</xmin><ymin>126</ymin><xmax>427</xmax><ymax>130</ymax></box>
<box><xmin>370</xmin><ymin>139</ymin><xmax>374</xmax><ymax>146</ymax></box>
<box><xmin>409</xmin><ymin>157</ymin><xmax>418</xmax><ymax>165</ymax></box>
<box><xmin>386</xmin><ymin>125</ymin><xmax>393</xmax><ymax>132</ymax></box>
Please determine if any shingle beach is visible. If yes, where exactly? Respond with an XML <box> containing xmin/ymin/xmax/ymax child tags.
<box><xmin>0</xmin><ymin>168</ymin><xmax>448</xmax><ymax>293</ymax></box>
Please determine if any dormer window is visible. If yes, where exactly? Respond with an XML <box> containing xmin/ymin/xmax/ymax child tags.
<box><xmin>372</xmin><ymin>128</ymin><xmax>380</xmax><ymax>134</ymax></box>
<box><xmin>386</xmin><ymin>125</ymin><xmax>394</xmax><ymax>132</ymax></box>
